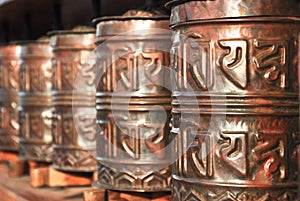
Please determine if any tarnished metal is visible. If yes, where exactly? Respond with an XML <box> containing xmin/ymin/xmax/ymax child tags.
<box><xmin>18</xmin><ymin>39</ymin><xmax>53</xmax><ymax>162</ymax></box>
<box><xmin>94</xmin><ymin>10</ymin><xmax>172</xmax><ymax>192</ymax></box>
<box><xmin>168</xmin><ymin>0</ymin><xmax>300</xmax><ymax>200</ymax></box>
<box><xmin>49</xmin><ymin>27</ymin><xmax>97</xmax><ymax>172</ymax></box>
<box><xmin>0</xmin><ymin>44</ymin><xmax>19</xmax><ymax>151</ymax></box>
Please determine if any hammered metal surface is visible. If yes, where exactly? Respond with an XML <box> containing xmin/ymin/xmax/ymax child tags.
<box><xmin>0</xmin><ymin>45</ymin><xmax>19</xmax><ymax>151</ymax></box>
<box><xmin>94</xmin><ymin>12</ymin><xmax>172</xmax><ymax>192</ymax></box>
<box><xmin>50</xmin><ymin>27</ymin><xmax>97</xmax><ymax>172</ymax></box>
<box><xmin>169</xmin><ymin>0</ymin><xmax>300</xmax><ymax>200</ymax></box>
<box><xmin>17</xmin><ymin>41</ymin><xmax>53</xmax><ymax>162</ymax></box>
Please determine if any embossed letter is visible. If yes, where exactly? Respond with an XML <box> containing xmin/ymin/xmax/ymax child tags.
<box><xmin>190</xmin><ymin>132</ymin><xmax>213</xmax><ymax>177</ymax></box>
<box><xmin>253</xmin><ymin>40</ymin><xmax>288</xmax><ymax>89</ymax></box>
<box><xmin>218</xmin><ymin>40</ymin><xmax>247</xmax><ymax>89</ymax></box>
<box><xmin>186</xmin><ymin>38</ymin><xmax>213</xmax><ymax>90</ymax></box>
<box><xmin>252</xmin><ymin>132</ymin><xmax>287</xmax><ymax>180</ymax></box>
<box><xmin>218</xmin><ymin>131</ymin><xmax>248</xmax><ymax>177</ymax></box>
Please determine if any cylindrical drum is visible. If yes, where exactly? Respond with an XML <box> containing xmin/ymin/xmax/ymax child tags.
<box><xmin>168</xmin><ymin>0</ymin><xmax>300</xmax><ymax>200</ymax></box>
<box><xmin>49</xmin><ymin>27</ymin><xmax>97</xmax><ymax>172</ymax></box>
<box><xmin>18</xmin><ymin>40</ymin><xmax>53</xmax><ymax>162</ymax></box>
<box><xmin>0</xmin><ymin>44</ymin><xmax>19</xmax><ymax>151</ymax></box>
<box><xmin>94</xmin><ymin>10</ymin><xmax>172</xmax><ymax>191</ymax></box>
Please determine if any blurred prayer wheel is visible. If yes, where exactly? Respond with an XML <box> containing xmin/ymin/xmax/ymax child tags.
<box><xmin>49</xmin><ymin>27</ymin><xmax>97</xmax><ymax>172</ymax></box>
<box><xmin>168</xmin><ymin>0</ymin><xmax>300</xmax><ymax>200</ymax></box>
<box><xmin>0</xmin><ymin>44</ymin><xmax>19</xmax><ymax>151</ymax></box>
<box><xmin>18</xmin><ymin>39</ymin><xmax>53</xmax><ymax>162</ymax></box>
<box><xmin>94</xmin><ymin>10</ymin><xmax>172</xmax><ymax>191</ymax></box>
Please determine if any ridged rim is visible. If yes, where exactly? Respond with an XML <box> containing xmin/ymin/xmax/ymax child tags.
<box><xmin>168</xmin><ymin>0</ymin><xmax>300</xmax><ymax>26</ymax></box>
<box><xmin>93</xmin><ymin>15</ymin><xmax>169</xmax><ymax>25</ymax></box>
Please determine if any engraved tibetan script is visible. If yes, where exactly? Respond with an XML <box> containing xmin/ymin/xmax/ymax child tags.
<box><xmin>30</xmin><ymin>65</ymin><xmax>42</xmax><ymax>92</ymax></box>
<box><xmin>61</xmin><ymin>115</ymin><xmax>75</xmax><ymax>144</ymax></box>
<box><xmin>218</xmin><ymin>131</ymin><xmax>248</xmax><ymax>177</ymax></box>
<box><xmin>178</xmin><ymin>37</ymin><xmax>292</xmax><ymax>91</ymax></box>
<box><xmin>8</xmin><ymin>62</ymin><xmax>19</xmax><ymax>90</ymax></box>
<box><xmin>0</xmin><ymin>107</ymin><xmax>8</xmax><ymax>129</ymax></box>
<box><xmin>54</xmin><ymin>61</ymin><xmax>78</xmax><ymax>90</ymax></box>
<box><xmin>252</xmin><ymin>132</ymin><xmax>287</xmax><ymax>180</ymax></box>
<box><xmin>190</xmin><ymin>132</ymin><xmax>213</xmax><ymax>177</ymax></box>
<box><xmin>183</xmin><ymin>38</ymin><xmax>248</xmax><ymax>90</ymax></box>
<box><xmin>186</xmin><ymin>39</ymin><xmax>213</xmax><ymax>90</ymax></box>
<box><xmin>78</xmin><ymin>62</ymin><xmax>95</xmax><ymax>87</ymax></box>
<box><xmin>53</xmin><ymin>113</ymin><xmax>75</xmax><ymax>145</ymax></box>
<box><xmin>218</xmin><ymin>40</ymin><xmax>247</xmax><ymax>89</ymax></box>
<box><xmin>19</xmin><ymin>64</ymin><xmax>28</xmax><ymax>91</ymax></box>
<box><xmin>253</xmin><ymin>40</ymin><xmax>288</xmax><ymax>89</ymax></box>
<box><xmin>119</xmin><ymin>120</ymin><xmax>165</xmax><ymax>160</ymax></box>
<box><xmin>0</xmin><ymin>64</ymin><xmax>4</xmax><ymax>88</ymax></box>
<box><xmin>114</xmin><ymin>51</ymin><xmax>164</xmax><ymax>91</ymax></box>
<box><xmin>97</xmin><ymin>60</ymin><xmax>109</xmax><ymax>91</ymax></box>
<box><xmin>119</xmin><ymin>120</ymin><xmax>142</xmax><ymax>159</ymax></box>
<box><xmin>29</xmin><ymin>113</ymin><xmax>43</xmax><ymax>139</ymax></box>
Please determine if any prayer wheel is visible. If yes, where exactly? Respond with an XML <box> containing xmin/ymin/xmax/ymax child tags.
<box><xmin>168</xmin><ymin>0</ymin><xmax>300</xmax><ymax>200</ymax></box>
<box><xmin>49</xmin><ymin>27</ymin><xmax>97</xmax><ymax>172</ymax></box>
<box><xmin>0</xmin><ymin>44</ymin><xmax>19</xmax><ymax>151</ymax></box>
<box><xmin>18</xmin><ymin>39</ymin><xmax>53</xmax><ymax>162</ymax></box>
<box><xmin>94</xmin><ymin>10</ymin><xmax>172</xmax><ymax>191</ymax></box>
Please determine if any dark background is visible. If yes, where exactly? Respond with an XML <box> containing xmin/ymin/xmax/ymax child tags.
<box><xmin>0</xmin><ymin>0</ymin><xmax>170</xmax><ymax>44</ymax></box>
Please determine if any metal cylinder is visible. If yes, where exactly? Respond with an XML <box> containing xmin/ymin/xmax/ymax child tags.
<box><xmin>49</xmin><ymin>27</ymin><xmax>97</xmax><ymax>172</ymax></box>
<box><xmin>168</xmin><ymin>0</ymin><xmax>300</xmax><ymax>200</ymax></box>
<box><xmin>94</xmin><ymin>10</ymin><xmax>172</xmax><ymax>192</ymax></box>
<box><xmin>18</xmin><ymin>39</ymin><xmax>53</xmax><ymax>162</ymax></box>
<box><xmin>0</xmin><ymin>44</ymin><xmax>19</xmax><ymax>151</ymax></box>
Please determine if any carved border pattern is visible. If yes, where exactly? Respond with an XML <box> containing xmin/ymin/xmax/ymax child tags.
<box><xmin>172</xmin><ymin>179</ymin><xmax>298</xmax><ymax>201</ymax></box>
<box><xmin>97</xmin><ymin>164</ymin><xmax>170</xmax><ymax>191</ymax></box>
<box><xmin>53</xmin><ymin>148</ymin><xmax>96</xmax><ymax>171</ymax></box>
<box><xmin>19</xmin><ymin>143</ymin><xmax>52</xmax><ymax>162</ymax></box>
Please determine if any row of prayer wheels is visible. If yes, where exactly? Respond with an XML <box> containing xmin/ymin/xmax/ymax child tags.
<box><xmin>0</xmin><ymin>29</ymin><xmax>97</xmax><ymax>172</ymax></box>
<box><xmin>0</xmin><ymin>0</ymin><xmax>299</xmax><ymax>200</ymax></box>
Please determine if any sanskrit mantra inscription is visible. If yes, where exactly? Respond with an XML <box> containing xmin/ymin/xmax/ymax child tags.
<box><xmin>53</xmin><ymin>59</ymin><xmax>95</xmax><ymax>91</ymax></box>
<box><xmin>19</xmin><ymin>61</ymin><xmax>52</xmax><ymax>92</ymax></box>
<box><xmin>99</xmin><ymin>50</ymin><xmax>167</xmax><ymax>92</ymax></box>
<box><xmin>172</xmin><ymin>37</ymin><xmax>294</xmax><ymax>91</ymax></box>
<box><xmin>174</xmin><ymin>117</ymin><xmax>297</xmax><ymax>184</ymax></box>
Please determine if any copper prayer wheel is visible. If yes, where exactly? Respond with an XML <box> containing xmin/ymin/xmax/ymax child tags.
<box><xmin>168</xmin><ymin>0</ymin><xmax>300</xmax><ymax>200</ymax></box>
<box><xmin>94</xmin><ymin>10</ymin><xmax>172</xmax><ymax>191</ymax></box>
<box><xmin>18</xmin><ymin>39</ymin><xmax>53</xmax><ymax>162</ymax></box>
<box><xmin>0</xmin><ymin>44</ymin><xmax>20</xmax><ymax>151</ymax></box>
<box><xmin>49</xmin><ymin>27</ymin><xmax>97</xmax><ymax>172</ymax></box>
